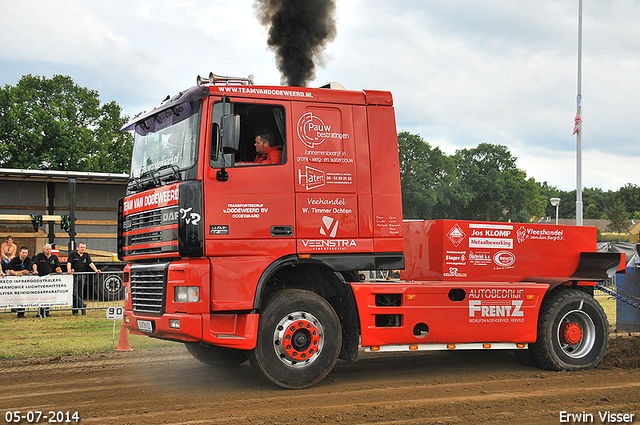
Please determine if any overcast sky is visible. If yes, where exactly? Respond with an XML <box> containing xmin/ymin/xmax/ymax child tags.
<box><xmin>1</xmin><ymin>0</ymin><xmax>639</xmax><ymax>192</ymax></box>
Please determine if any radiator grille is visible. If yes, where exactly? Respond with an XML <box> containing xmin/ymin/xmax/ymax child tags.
<box><xmin>130</xmin><ymin>263</ymin><xmax>167</xmax><ymax>315</ymax></box>
<box><xmin>122</xmin><ymin>206</ymin><xmax>179</xmax><ymax>257</ymax></box>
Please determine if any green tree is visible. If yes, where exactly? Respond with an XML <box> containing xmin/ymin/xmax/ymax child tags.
<box><xmin>584</xmin><ymin>203</ymin><xmax>603</xmax><ymax>219</ymax></box>
<box><xmin>537</xmin><ymin>181</ymin><xmax>562</xmax><ymax>219</ymax></box>
<box><xmin>397</xmin><ymin>131</ymin><xmax>468</xmax><ymax>219</ymax></box>
<box><xmin>617</xmin><ymin>183</ymin><xmax>640</xmax><ymax>217</ymax></box>
<box><xmin>605</xmin><ymin>202</ymin><xmax>631</xmax><ymax>239</ymax></box>
<box><xmin>454</xmin><ymin>143</ymin><xmax>544</xmax><ymax>222</ymax></box>
<box><xmin>0</xmin><ymin>75</ymin><xmax>132</xmax><ymax>173</ymax></box>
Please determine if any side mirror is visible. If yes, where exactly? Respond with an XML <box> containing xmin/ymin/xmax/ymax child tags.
<box><xmin>221</xmin><ymin>115</ymin><xmax>240</xmax><ymax>152</ymax></box>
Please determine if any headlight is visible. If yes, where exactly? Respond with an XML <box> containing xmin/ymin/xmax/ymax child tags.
<box><xmin>174</xmin><ymin>286</ymin><xmax>200</xmax><ymax>303</ymax></box>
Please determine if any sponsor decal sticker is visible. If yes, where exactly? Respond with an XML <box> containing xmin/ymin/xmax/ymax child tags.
<box><xmin>468</xmin><ymin>223</ymin><xmax>514</xmax><ymax>249</ymax></box>
<box><xmin>320</xmin><ymin>216</ymin><xmax>339</xmax><ymax>238</ymax></box>
<box><xmin>296</xmin><ymin>112</ymin><xmax>350</xmax><ymax>149</ymax></box>
<box><xmin>222</xmin><ymin>203</ymin><xmax>269</xmax><ymax>219</ymax></box>
<box><xmin>210</xmin><ymin>225</ymin><xmax>229</xmax><ymax>235</ymax></box>
<box><xmin>468</xmin><ymin>288</ymin><xmax>525</xmax><ymax>323</ymax></box>
<box><xmin>123</xmin><ymin>185</ymin><xmax>180</xmax><ymax>215</ymax></box>
<box><xmin>445</xmin><ymin>251</ymin><xmax>467</xmax><ymax>266</ymax></box>
<box><xmin>300</xmin><ymin>215</ymin><xmax>358</xmax><ymax>251</ymax></box>
<box><xmin>447</xmin><ymin>223</ymin><xmax>467</xmax><ymax>247</ymax></box>
<box><xmin>443</xmin><ymin>267</ymin><xmax>467</xmax><ymax>277</ymax></box>
<box><xmin>493</xmin><ymin>250</ymin><xmax>516</xmax><ymax>268</ymax></box>
<box><xmin>298</xmin><ymin>166</ymin><xmax>354</xmax><ymax>190</ymax></box>
<box><xmin>469</xmin><ymin>251</ymin><xmax>492</xmax><ymax>266</ymax></box>
<box><xmin>468</xmin><ymin>237</ymin><xmax>513</xmax><ymax>249</ymax></box>
<box><xmin>516</xmin><ymin>226</ymin><xmax>565</xmax><ymax>243</ymax></box>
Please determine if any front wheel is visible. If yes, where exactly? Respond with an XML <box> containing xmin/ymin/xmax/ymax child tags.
<box><xmin>531</xmin><ymin>288</ymin><xmax>609</xmax><ymax>371</ymax></box>
<box><xmin>248</xmin><ymin>290</ymin><xmax>342</xmax><ymax>389</ymax></box>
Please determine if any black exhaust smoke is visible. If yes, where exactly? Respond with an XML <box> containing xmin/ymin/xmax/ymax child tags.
<box><xmin>255</xmin><ymin>0</ymin><xmax>337</xmax><ymax>87</ymax></box>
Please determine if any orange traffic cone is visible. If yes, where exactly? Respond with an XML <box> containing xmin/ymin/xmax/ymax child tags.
<box><xmin>115</xmin><ymin>323</ymin><xmax>133</xmax><ymax>352</ymax></box>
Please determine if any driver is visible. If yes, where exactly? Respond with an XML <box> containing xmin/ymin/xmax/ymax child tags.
<box><xmin>250</xmin><ymin>129</ymin><xmax>282</xmax><ymax>164</ymax></box>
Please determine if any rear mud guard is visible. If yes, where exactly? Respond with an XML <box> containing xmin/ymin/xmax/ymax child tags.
<box><xmin>523</xmin><ymin>252</ymin><xmax>622</xmax><ymax>290</ymax></box>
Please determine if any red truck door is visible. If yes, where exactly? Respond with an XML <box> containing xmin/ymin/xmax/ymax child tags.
<box><xmin>203</xmin><ymin>98</ymin><xmax>296</xmax><ymax>310</ymax></box>
<box><xmin>292</xmin><ymin>103</ymin><xmax>371</xmax><ymax>255</ymax></box>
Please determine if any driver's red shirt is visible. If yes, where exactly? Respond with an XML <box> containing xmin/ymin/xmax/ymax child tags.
<box><xmin>253</xmin><ymin>146</ymin><xmax>282</xmax><ymax>164</ymax></box>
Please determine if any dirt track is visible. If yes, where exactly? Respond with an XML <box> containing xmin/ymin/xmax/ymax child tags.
<box><xmin>1</xmin><ymin>336</ymin><xmax>639</xmax><ymax>425</ymax></box>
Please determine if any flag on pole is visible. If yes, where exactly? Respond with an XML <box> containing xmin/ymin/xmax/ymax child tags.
<box><xmin>573</xmin><ymin>98</ymin><xmax>582</xmax><ymax>135</ymax></box>
<box><xmin>572</xmin><ymin>114</ymin><xmax>581</xmax><ymax>135</ymax></box>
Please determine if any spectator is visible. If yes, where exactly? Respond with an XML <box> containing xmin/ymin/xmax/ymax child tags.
<box><xmin>67</xmin><ymin>242</ymin><xmax>100</xmax><ymax>316</ymax></box>
<box><xmin>32</xmin><ymin>243</ymin><xmax>61</xmax><ymax>318</ymax></box>
<box><xmin>1</xmin><ymin>235</ymin><xmax>17</xmax><ymax>272</ymax></box>
<box><xmin>7</xmin><ymin>246</ymin><xmax>32</xmax><ymax>318</ymax></box>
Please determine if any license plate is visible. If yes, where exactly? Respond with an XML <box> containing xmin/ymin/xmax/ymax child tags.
<box><xmin>137</xmin><ymin>319</ymin><xmax>153</xmax><ymax>332</ymax></box>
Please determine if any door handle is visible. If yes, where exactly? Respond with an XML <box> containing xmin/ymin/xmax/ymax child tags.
<box><xmin>271</xmin><ymin>226</ymin><xmax>293</xmax><ymax>237</ymax></box>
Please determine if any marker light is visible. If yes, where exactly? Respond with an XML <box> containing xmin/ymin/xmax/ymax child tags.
<box><xmin>409</xmin><ymin>345</ymin><xmax>418</xmax><ymax>350</ymax></box>
<box><xmin>406</xmin><ymin>294</ymin><xmax>416</xmax><ymax>300</ymax></box>
<box><xmin>517</xmin><ymin>343</ymin><xmax>526</xmax><ymax>349</ymax></box>
<box><xmin>371</xmin><ymin>346</ymin><xmax>381</xmax><ymax>352</ymax></box>
<box><xmin>175</xmin><ymin>286</ymin><xmax>200</xmax><ymax>303</ymax></box>
<box><xmin>447</xmin><ymin>344</ymin><xmax>456</xmax><ymax>350</ymax></box>
<box><xmin>526</xmin><ymin>295</ymin><xmax>535</xmax><ymax>300</ymax></box>
<box><xmin>483</xmin><ymin>343</ymin><xmax>491</xmax><ymax>349</ymax></box>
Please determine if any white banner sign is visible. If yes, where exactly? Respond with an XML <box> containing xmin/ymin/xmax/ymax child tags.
<box><xmin>0</xmin><ymin>275</ymin><xmax>73</xmax><ymax>309</ymax></box>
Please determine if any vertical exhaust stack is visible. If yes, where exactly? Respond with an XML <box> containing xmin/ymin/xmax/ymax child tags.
<box><xmin>255</xmin><ymin>0</ymin><xmax>337</xmax><ymax>87</ymax></box>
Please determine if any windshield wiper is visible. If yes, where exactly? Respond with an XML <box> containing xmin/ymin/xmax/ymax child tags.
<box><xmin>130</xmin><ymin>176</ymin><xmax>142</xmax><ymax>191</ymax></box>
<box><xmin>134</xmin><ymin>168</ymin><xmax>159</xmax><ymax>189</ymax></box>
<box><xmin>155</xmin><ymin>163</ymin><xmax>182</xmax><ymax>182</ymax></box>
<box><xmin>131</xmin><ymin>164</ymin><xmax>181</xmax><ymax>192</ymax></box>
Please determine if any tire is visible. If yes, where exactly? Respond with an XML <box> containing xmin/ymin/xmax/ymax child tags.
<box><xmin>98</xmin><ymin>273</ymin><xmax>125</xmax><ymax>300</ymax></box>
<box><xmin>185</xmin><ymin>342</ymin><xmax>248</xmax><ymax>367</ymax></box>
<box><xmin>248</xmin><ymin>289</ymin><xmax>342</xmax><ymax>389</ymax></box>
<box><xmin>531</xmin><ymin>288</ymin><xmax>609</xmax><ymax>371</ymax></box>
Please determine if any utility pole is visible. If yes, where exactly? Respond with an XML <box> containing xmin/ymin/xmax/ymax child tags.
<box><xmin>575</xmin><ymin>0</ymin><xmax>584</xmax><ymax>226</ymax></box>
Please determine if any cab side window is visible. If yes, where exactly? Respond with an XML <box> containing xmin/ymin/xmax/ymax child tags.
<box><xmin>210</xmin><ymin>102</ymin><xmax>286</xmax><ymax>168</ymax></box>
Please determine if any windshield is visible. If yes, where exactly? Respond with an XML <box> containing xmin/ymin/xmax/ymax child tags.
<box><xmin>130</xmin><ymin>100</ymin><xmax>202</xmax><ymax>180</ymax></box>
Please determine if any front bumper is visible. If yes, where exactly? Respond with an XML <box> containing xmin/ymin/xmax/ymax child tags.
<box><xmin>124</xmin><ymin>311</ymin><xmax>259</xmax><ymax>350</ymax></box>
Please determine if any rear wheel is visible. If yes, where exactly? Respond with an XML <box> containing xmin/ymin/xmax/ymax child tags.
<box><xmin>248</xmin><ymin>289</ymin><xmax>342</xmax><ymax>389</ymax></box>
<box><xmin>185</xmin><ymin>342</ymin><xmax>247</xmax><ymax>367</ymax></box>
<box><xmin>531</xmin><ymin>288</ymin><xmax>609</xmax><ymax>371</ymax></box>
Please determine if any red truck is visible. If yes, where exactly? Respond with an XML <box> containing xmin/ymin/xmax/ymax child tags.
<box><xmin>119</xmin><ymin>73</ymin><xmax>621</xmax><ymax>389</ymax></box>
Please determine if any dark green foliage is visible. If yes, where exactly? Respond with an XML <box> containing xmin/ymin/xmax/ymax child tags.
<box><xmin>0</xmin><ymin>75</ymin><xmax>132</xmax><ymax>173</ymax></box>
<box><xmin>397</xmin><ymin>131</ymin><xmax>468</xmax><ymax>219</ymax></box>
<box><xmin>398</xmin><ymin>134</ymin><xmax>545</xmax><ymax>222</ymax></box>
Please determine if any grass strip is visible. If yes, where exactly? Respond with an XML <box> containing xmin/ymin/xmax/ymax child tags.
<box><xmin>0</xmin><ymin>308</ymin><xmax>174</xmax><ymax>359</ymax></box>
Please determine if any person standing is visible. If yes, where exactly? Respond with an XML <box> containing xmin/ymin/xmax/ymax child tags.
<box><xmin>67</xmin><ymin>242</ymin><xmax>100</xmax><ymax>315</ymax></box>
<box><xmin>32</xmin><ymin>243</ymin><xmax>61</xmax><ymax>318</ymax></box>
<box><xmin>7</xmin><ymin>246</ymin><xmax>32</xmax><ymax>318</ymax></box>
<box><xmin>1</xmin><ymin>235</ymin><xmax>17</xmax><ymax>272</ymax></box>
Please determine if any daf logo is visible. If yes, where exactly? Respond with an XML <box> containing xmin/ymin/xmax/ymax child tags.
<box><xmin>163</xmin><ymin>211</ymin><xmax>178</xmax><ymax>222</ymax></box>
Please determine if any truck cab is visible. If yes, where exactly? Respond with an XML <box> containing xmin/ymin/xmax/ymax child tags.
<box><xmin>119</xmin><ymin>74</ymin><xmax>618</xmax><ymax>389</ymax></box>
